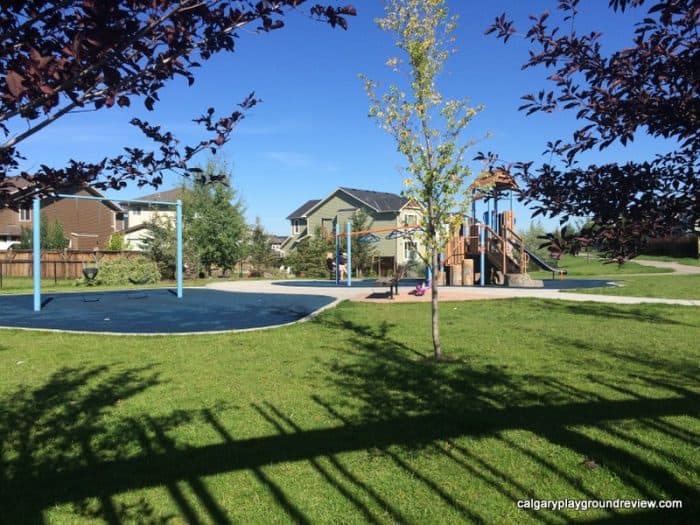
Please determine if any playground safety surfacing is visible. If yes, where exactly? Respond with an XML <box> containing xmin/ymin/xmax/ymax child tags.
<box><xmin>0</xmin><ymin>288</ymin><xmax>335</xmax><ymax>334</ymax></box>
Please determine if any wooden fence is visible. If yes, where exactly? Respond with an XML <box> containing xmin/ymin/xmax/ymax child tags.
<box><xmin>642</xmin><ymin>235</ymin><xmax>699</xmax><ymax>258</ymax></box>
<box><xmin>0</xmin><ymin>250</ymin><xmax>144</xmax><ymax>282</ymax></box>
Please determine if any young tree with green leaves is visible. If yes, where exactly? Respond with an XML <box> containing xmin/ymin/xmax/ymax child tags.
<box><xmin>19</xmin><ymin>217</ymin><xmax>69</xmax><ymax>250</ymax></box>
<box><xmin>364</xmin><ymin>0</ymin><xmax>482</xmax><ymax>360</ymax></box>
<box><xmin>141</xmin><ymin>215</ymin><xmax>179</xmax><ymax>279</ymax></box>
<box><xmin>105</xmin><ymin>233</ymin><xmax>128</xmax><ymax>251</ymax></box>
<box><xmin>350</xmin><ymin>210</ymin><xmax>378</xmax><ymax>276</ymax></box>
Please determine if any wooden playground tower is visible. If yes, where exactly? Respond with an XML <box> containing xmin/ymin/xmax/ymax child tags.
<box><xmin>443</xmin><ymin>169</ymin><xmax>532</xmax><ymax>286</ymax></box>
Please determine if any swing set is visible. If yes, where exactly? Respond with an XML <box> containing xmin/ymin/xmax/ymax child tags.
<box><xmin>333</xmin><ymin>222</ymin><xmax>422</xmax><ymax>286</ymax></box>
<box><xmin>29</xmin><ymin>193</ymin><xmax>184</xmax><ymax>312</ymax></box>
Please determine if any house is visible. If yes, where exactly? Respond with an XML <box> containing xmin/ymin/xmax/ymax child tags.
<box><xmin>0</xmin><ymin>177</ymin><xmax>124</xmax><ymax>250</ymax></box>
<box><xmin>268</xmin><ymin>235</ymin><xmax>287</xmax><ymax>256</ymax></box>
<box><xmin>281</xmin><ymin>187</ymin><xmax>423</xmax><ymax>270</ymax></box>
<box><xmin>117</xmin><ymin>188</ymin><xmax>184</xmax><ymax>250</ymax></box>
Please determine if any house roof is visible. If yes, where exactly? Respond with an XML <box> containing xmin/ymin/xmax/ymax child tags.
<box><xmin>286</xmin><ymin>199</ymin><xmax>321</xmax><ymax>220</ymax></box>
<box><xmin>1</xmin><ymin>177</ymin><xmax>122</xmax><ymax>212</ymax></box>
<box><xmin>337</xmin><ymin>187</ymin><xmax>408</xmax><ymax>213</ymax></box>
<box><xmin>268</xmin><ymin>235</ymin><xmax>287</xmax><ymax>244</ymax></box>
<box><xmin>116</xmin><ymin>223</ymin><xmax>152</xmax><ymax>235</ymax></box>
<box><xmin>131</xmin><ymin>187</ymin><xmax>185</xmax><ymax>204</ymax></box>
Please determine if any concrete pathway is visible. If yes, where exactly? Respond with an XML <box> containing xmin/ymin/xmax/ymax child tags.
<box><xmin>634</xmin><ymin>259</ymin><xmax>700</xmax><ymax>275</ymax></box>
<box><xmin>208</xmin><ymin>278</ymin><xmax>700</xmax><ymax>307</ymax></box>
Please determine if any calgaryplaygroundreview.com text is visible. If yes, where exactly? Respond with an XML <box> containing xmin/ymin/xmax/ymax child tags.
<box><xmin>517</xmin><ymin>499</ymin><xmax>683</xmax><ymax>512</ymax></box>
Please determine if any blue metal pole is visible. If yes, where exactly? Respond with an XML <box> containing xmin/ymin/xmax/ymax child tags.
<box><xmin>176</xmin><ymin>200</ymin><xmax>183</xmax><ymax>298</ymax></box>
<box><xmin>479</xmin><ymin>223</ymin><xmax>486</xmax><ymax>287</ymax></box>
<box><xmin>346</xmin><ymin>221</ymin><xmax>352</xmax><ymax>287</ymax></box>
<box><xmin>486</xmin><ymin>197</ymin><xmax>492</xmax><ymax>227</ymax></box>
<box><xmin>33</xmin><ymin>197</ymin><xmax>41</xmax><ymax>311</ymax></box>
<box><xmin>494</xmin><ymin>197</ymin><xmax>499</xmax><ymax>235</ymax></box>
<box><xmin>335</xmin><ymin>223</ymin><xmax>340</xmax><ymax>285</ymax></box>
<box><xmin>471</xmin><ymin>192</ymin><xmax>476</xmax><ymax>222</ymax></box>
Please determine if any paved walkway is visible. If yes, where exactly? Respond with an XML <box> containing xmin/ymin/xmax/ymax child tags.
<box><xmin>208</xmin><ymin>277</ymin><xmax>700</xmax><ymax>307</ymax></box>
<box><xmin>634</xmin><ymin>259</ymin><xmax>700</xmax><ymax>274</ymax></box>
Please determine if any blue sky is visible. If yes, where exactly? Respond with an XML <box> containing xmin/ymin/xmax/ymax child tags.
<box><xmin>16</xmin><ymin>1</ymin><xmax>668</xmax><ymax>236</ymax></box>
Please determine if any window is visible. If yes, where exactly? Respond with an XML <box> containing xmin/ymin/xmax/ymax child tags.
<box><xmin>404</xmin><ymin>240</ymin><xmax>417</xmax><ymax>260</ymax></box>
<box><xmin>321</xmin><ymin>218</ymin><xmax>334</xmax><ymax>235</ymax></box>
<box><xmin>292</xmin><ymin>219</ymin><xmax>304</xmax><ymax>235</ymax></box>
<box><xmin>19</xmin><ymin>206</ymin><xmax>31</xmax><ymax>222</ymax></box>
<box><xmin>132</xmin><ymin>206</ymin><xmax>141</xmax><ymax>215</ymax></box>
<box><xmin>404</xmin><ymin>213</ymin><xmax>417</xmax><ymax>226</ymax></box>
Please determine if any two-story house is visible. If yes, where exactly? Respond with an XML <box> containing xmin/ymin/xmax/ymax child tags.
<box><xmin>281</xmin><ymin>187</ymin><xmax>423</xmax><ymax>270</ymax></box>
<box><xmin>117</xmin><ymin>188</ymin><xmax>184</xmax><ymax>250</ymax></box>
<box><xmin>0</xmin><ymin>177</ymin><xmax>124</xmax><ymax>250</ymax></box>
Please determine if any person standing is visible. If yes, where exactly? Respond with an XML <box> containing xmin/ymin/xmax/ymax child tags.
<box><xmin>338</xmin><ymin>252</ymin><xmax>347</xmax><ymax>280</ymax></box>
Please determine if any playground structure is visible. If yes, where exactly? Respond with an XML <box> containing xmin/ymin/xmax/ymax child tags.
<box><xmin>443</xmin><ymin>169</ymin><xmax>565</xmax><ymax>287</ymax></box>
<box><xmin>329</xmin><ymin>171</ymin><xmax>565</xmax><ymax>288</ymax></box>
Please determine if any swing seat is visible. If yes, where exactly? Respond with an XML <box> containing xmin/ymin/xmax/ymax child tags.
<box><xmin>82</xmin><ymin>267</ymin><xmax>99</xmax><ymax>285</ymax></box>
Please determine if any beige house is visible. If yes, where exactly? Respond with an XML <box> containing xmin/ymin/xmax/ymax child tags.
<box><xmin>117</xmin><ymin>188</ymin><xmax>184</xmax><ymax>250</ymax></box>
<box><xmin>281</xmin><ymin>187</ymin><xmax>423</xmax><ymax>269</ymax></box>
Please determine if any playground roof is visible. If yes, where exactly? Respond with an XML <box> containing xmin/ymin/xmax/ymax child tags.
<box><xmin>286</xmin><ymin>199</ymin><xmax>321</xmax><ymax>220</ymax></box>
<box><xmin>470</xmin><ymin>168</ymin><xmax>520</xmax><ymax>199</ymax></box>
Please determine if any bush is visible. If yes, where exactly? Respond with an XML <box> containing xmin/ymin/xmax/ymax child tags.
<box><xmin>105</xmin><ymin>233</ymin><xmax>127</xmax><ymax>251</ymax></box>
<box><xmin>97</xmin><ymin>256</ymin><xmax>161</xmax><ymax>286</ymax></box>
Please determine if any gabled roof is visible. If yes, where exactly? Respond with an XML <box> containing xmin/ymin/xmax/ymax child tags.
<box><xmin>1</xmin><ymin>177</ymin><xmax>122</xmax><ymax>212</ymax></box>
<box><xmin>337</xmin><ymin>187</ymin><xmax>408</xmax><ymax>213</ymax></box>
<box><xmin>116</xmin><ymin>223</ymin><xmax>153</xmax><ymax>235</ymax></box>
<box><xmin>80</xmin><ymin>186</ymin><xmax>123</xmax><ymax>212</ymax></box>
<box><xmin>286</xmin><ymin>199</ymin><xmax>321</xmax><ymax>220</ymax></box>
<box><xmin>131</xmin><ymin>187</ymin><xmax>185</xmax><ymax>204</ymax></box>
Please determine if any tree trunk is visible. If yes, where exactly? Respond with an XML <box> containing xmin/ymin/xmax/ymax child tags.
<box><xmin>431</xmin><ymin>249</ymin><xmax>442</xmax><ymax>360</ymax></box>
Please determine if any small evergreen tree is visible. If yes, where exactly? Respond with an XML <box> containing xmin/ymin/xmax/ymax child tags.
<box><xmin>285</xmin><ymin>227</ymin><xmax>334</xmax><ymax>277</ymax></box>
<box><xmin>248</xmin><ymin>218</ymin><xmax>276</xmax><ymax>276</ymax></box>
<box><xmin>184</xmin><ymin>160</ymin><xmax>247</xmax><ymax>276</ymax></box>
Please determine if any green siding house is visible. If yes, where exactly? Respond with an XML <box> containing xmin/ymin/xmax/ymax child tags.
<box><xmin>281</xmin><ymin>187</ymin><xmax>423</xmax><ymax>270</ymax></box>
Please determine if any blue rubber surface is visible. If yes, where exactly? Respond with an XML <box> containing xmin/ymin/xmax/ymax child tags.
<box><xmin>0</xmin><ymin>288</ymin><xmax>335</xmax><ymax>334</ymax></box>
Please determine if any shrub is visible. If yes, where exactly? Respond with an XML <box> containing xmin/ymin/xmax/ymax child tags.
<box><xmin>105</xmin><ymin>233</ymin><xmax>127</xmax><ymax>251</ymax></box>
<box><xmin>97</xmin><ymin>256</ymin><xmax>161</xmax><ymax>286</ymax></box>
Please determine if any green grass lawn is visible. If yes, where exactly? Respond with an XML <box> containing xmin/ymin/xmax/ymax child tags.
<box><xmin>529</xmin><ymin>254</ymin><xmax>669</xmax><ymax>280</ymax></box>
<box><xmin>568</xmin><ymin>274</ymin><xmax>700</xmax><ymax>300</ymax></box>
<box><xmin>1</xmin><ymin>299</ymin><xmax>698</xmax><ymax>524</ymax></box>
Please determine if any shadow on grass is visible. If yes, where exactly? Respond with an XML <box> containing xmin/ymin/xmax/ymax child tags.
<box><xmin>1</xmin><ymin>310</ymin><xmax>698</xmax><ymax>523</ymax></box>
<box><xmin>543</xmin><ymin>300</ymin><xmax>700</xmax><ymax>327</ymax></box>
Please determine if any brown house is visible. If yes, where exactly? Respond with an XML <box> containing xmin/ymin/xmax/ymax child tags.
<box><xmin>0</xmin><ymin>178</ymin><xmax>124</xmax><ymax>250</ymax></box>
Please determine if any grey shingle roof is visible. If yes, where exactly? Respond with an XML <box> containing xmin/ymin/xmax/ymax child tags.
<box><xmin>133</xmin><ymin>188</ymin><xmax>185</xmax><ymax>203</ymax></box>
<box><xmin>286</xmin><ymin>199</ymin><xmax>321</xmax><ymax>220</ymax></box>
<box><xmin>339</xmin><ymin>187</ymin><xmax>408</xmax><ymax>212</ymax></box>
